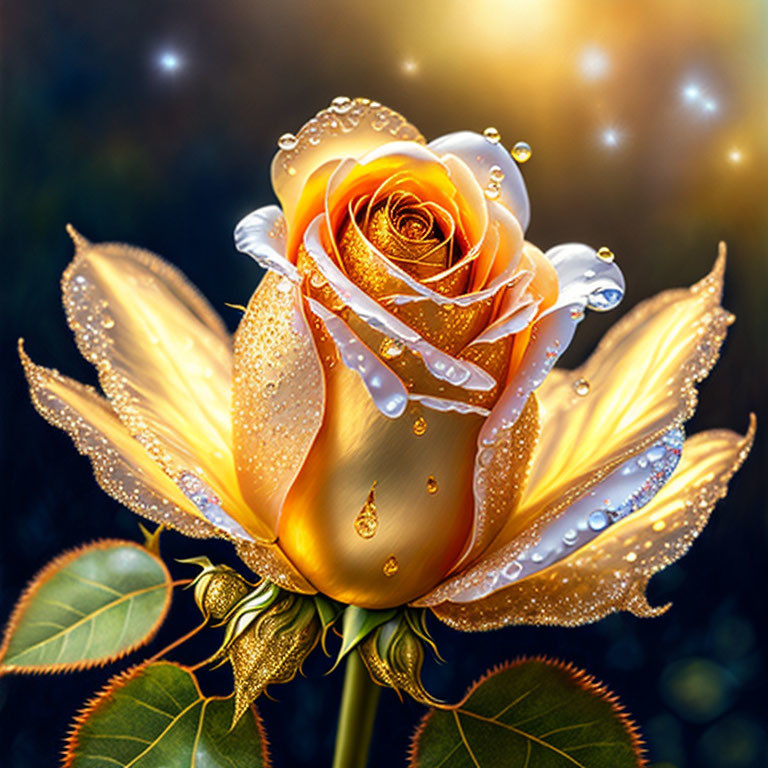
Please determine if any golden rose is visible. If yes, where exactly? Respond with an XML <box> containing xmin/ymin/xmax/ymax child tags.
<box><xmin>21</xmin><ymin>98</ymin><xmax>753</xmax><ymax>627</ymax></box>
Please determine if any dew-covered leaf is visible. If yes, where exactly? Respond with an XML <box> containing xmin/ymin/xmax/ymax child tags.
<box><xmin>63</xmin><ymin>661</ymin><xmax>270</xmax><ymax>767</ymax></box>
<box><xmin>410</xmin><ymin>657</ymin><xmax>645</xmax><ymax>767</ymax></box>
<box><xmin>0</xmin><ymin>539</ymin><xmax>172</xmax><ymax>674</ymax></box>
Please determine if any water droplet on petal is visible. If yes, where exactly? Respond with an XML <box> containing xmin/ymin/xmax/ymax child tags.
<box><xmin>354</xmin><ymin>482</ymin><xmax>378</xmax><ymax>539</ymax></box>
<box><xmin>379</xmin><ymin>337</ymin><xmax>404</xmax><ymax>359</ymax></box>
<box><xmin>484</xmin><ymin>183</ymin><xmax>501</xmax><ymax>200</ymax></box>
<box><xmin>587</xmin><ymin>287</ymin><xmax>623</xmax><ymax>311</ymax></box>
<box><xmin>511</xmin><ymin>141</ymin><xmax>532</xmax><ymax>163</ymax></box>
<box><xmin>412</xmin><ymin>416</ymin><xmax>427</xmax><ymax>436</ymax></box>
<box><xmin>330</xmin><ymin>96</ymin><xmax>352</xmax><ymax>113</ymax></box>
<box><xmin>278</xmin><ymin>132</ymin><xmax>298</xmax><ymax>150</ymax></box>
<box><xmin>563</xmin><ymin>529</ymin><xmax>579</xmax><ymax>545</ymax></box>
<box><xmin>101</xmin><ymin>315</ymin><xmax>115</xmax><ymax>329</ymax></box>
<box><xmin>483</xmin><ymin>126</ymin><xmax>501</xmax><ymax>144</ymax></box>
<box><xmin>573</xmin><ymin>377</ymin><xmax>590</xmax><ymax>396</ymax></box>
<box><xmin>382</xmin><ymin>555</ymin><xmax>399</xmax><ymax>576</ymax></box>
<box><xmin>588</xmin><ymin>510</ymin><xmax>609</xmax><ymax>531</ymax></box>
<box><xmin>426</xmin><ymin>475</ymin><xmax>438</xmax><ymax>494</ymax></box>
<box><xmin>597</xmin><ymin>246</ymin><xmax>615</xmax><ymax>262</ymax></box>
<box><xmin>489</xmin><ymin>164</ymin><xmax>505</xmax><ymax>182</ymax></box>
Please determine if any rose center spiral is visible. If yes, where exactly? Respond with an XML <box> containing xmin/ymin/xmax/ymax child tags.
<box><xmin>362</xmin><ymin>191</ymin><xmax>457</xmax><ymax>282</ymax></box>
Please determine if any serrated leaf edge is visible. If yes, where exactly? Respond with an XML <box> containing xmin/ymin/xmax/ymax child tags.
<box><xmin>0</xmin><ymin>539</ymin><xmax>173</xmax><ymax>676</ymax></box>
<box><xmin>407</xmin><ymin>655</ymin><xmax>646</xmax><ymax>767</ymax></box>
<box><xmin>61</xmin><ymin>659</ymin><xmax>272</xmax><ymax>767</ymax></box>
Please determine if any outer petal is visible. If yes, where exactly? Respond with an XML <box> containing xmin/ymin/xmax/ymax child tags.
<box><xmin>300</xmin><ymin>215</ymin><xmax>496</xmax><ymax>395</ymax></box>
<box><xmin>428</xmin><ymin>130</ymin><xmax>531</xmax><ymax>230</ymax></box>
<box><xmin>418</xmin><ymin>249</ymin><xmax>729</xmax><ymax>607</ymax></box>
<box><xmin>271</xmin><ymin>98</ymin><xmax>425</xmax><ymax>253</ymax></box>
<box><xmin>232</xmin><ymin>271</ymin><xmax>325</xmax><ymax>532</ymax></box>
<box><xmin>277</xmin><ymin>308</ymin><xmax>485</xmax><ymax>608</ymax></box>
<box><xmin>19</xmin><ymin>344</ymin><xmax>312</xmax><ymax>592</ymax></box>
<box><xmin>61</xmin><ymin>231</ymin><xmax>271</xmax><ymax>541</ymax></box>
<box><xmin>429</xmin><ymin>420</ymin><xmax>755</xmax><ymax>630</ymax></box>
<box><xmin>515</xmin><ymin>249</ymin><xmax>730</xmax><ymax>539</ymax></box>
<box><xmin>234</xmin><ymin>205</ymin><xmax>298</xmax><ymax>282</ymax></box>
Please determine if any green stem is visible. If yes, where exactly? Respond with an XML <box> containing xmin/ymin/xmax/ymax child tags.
<box><xmin>332</xmin><ymin>650</ymin><xmax>381</xmax><ymax>768</ymax></box>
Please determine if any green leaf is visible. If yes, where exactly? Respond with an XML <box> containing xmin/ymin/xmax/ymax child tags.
<box><xmin>410</xmin><ymin>657</ymin><xmax>645</xmax><ymax>768</ymax></box>
<box><xmin>333</xmin><ymin>605</ymin><xmax>397</xmax><ymax>669</ymax></box>
<box><xmin>63</xmin><ymin>661</ymin><xmax>270</xmax><ymax>767</ymax></box>
<box><xmin>0</xmin><ymin>539</ymin><xmax>172</xmax><ymax>674</ymax></box>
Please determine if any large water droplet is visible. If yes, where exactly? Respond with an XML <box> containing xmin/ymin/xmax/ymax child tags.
<box><xmin>563</xmin><ymin>528</ymin><xmax>579</xmax><ymax>545</ymax></box>
<box><xmin>382</xmin><ymin>555</ymin><xmax>399</xmax><ymax>577</ymax></box>
<box><xmin>354</xmin><ymin>482</ymin><xmax>378</xmax><ymax>539</ymax></box>
<box><xmin>379</xmin><ymin>337</ymin><xmax>404</xmax><ymax>359</ymax></box>
<box><xmin>588</xmin><ymin>510</ymin><xmax>609</xmax><ymax>531</ymax></box>
<box><xmin>597</xmin><ymin>246</ymin><xmax>615</xmax><ymax>262</ymax></box>
<box><xmin>278</xmin><ymin>132</ymin><xmax>298</xmax><ymax>151</ymax></box>
<box><xmin>330</xmin><ymin>96</ymin><xmax>352</xmax><ymax>113</ymax></box>
<box><xmin>489</xmin><ymin>164</ymin><xmax>505</xmax><ymax>182</ymax></box>
<box><xmin>483</xmin><ymin>126</ymin><xmax>501</xmax><ymax>144</ymax></box>
<box><xmin>511</xmin><ymin>141</ymin><xmax>532</xmax><ymax>163</ymax></box>
<box><xmin>412</xmin><ymin>416</ymin><xmax>427</xmax><ymax>436</ymax></box>
<box><xmin>573</xmin><ymin>377</ymin><xmax>590</xmax><ymax>396</ymax></box>
<box><xmin>587</xmin><ymin>287</ymin><xmax>623</xmax><ymax>311</ymax></box>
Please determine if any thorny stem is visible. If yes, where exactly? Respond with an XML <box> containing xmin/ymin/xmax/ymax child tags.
<box><xmin>332</xmin><ymin>650</ymin><xmax>381</xmax><ymax>768</ymax></box>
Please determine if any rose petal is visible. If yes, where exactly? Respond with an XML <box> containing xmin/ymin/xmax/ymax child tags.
<box><xmin>277</xmin><ymin>319</ymin><xmax>485</xmax><ymax>608</ymax></box>
<box><xmin>272</xmin><ymin>98</ymin><xmax>425</xmax><ymax>253</ymax></box>
<box><xmin>232</xmin><ymin>271</ymin><xmax>325</xmax><ymax>532</ymax></box>
<box><xmin>418</xmin><ymin>249</ymin><xmax>732</xmax><ymax>608</ymax></box>
<box><xmin>306</xmin><ymin>298</ymin><xmax>409</xmax><ymax>418</ymax></box>
<box><xmin>234</xmin><ymin>205</ymin><xmax>300</xmax><ymax>282</ymax></box>
<box><xmin>429</xmin><ymin>131</ymin><xmax>531</xmax><ymax>230</ymax></box>
<box><xmin>301</xmin><ymin>215</ymin><xmax>496</xmax><ymax>392</ymax></box>
<box><xmin>478</xmin><ymin>242</ymin><xmax>625</xmax><ymax>446</ymax></box>
<box><xmin>428</xmin><ymin>421</ymin><xmax>754</xmax><ymax>628</ymax></box>
<box><xmin>19</xmin><ymin>345</ymin><xmax>312</xmax><ymax>592</ymax></box>
<box><xmin>61</xmin><ymin>233</ymin><xmax>269</xmax><ymax>539</ymax></box>
<box><xmin>448</xmin><ymin>427</ymin><xmax>685</xmax><ymax>603</ymax></box>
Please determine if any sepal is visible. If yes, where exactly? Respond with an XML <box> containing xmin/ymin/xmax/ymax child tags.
<box><xmin>225</xmin><ymin>593</ymin><xmax>321</xmax><ymax>725</ymax></box>
<box><xmin>359</xmin><ymin>610</ymin><xmax>443</xmax><ymax>707</ymax></box>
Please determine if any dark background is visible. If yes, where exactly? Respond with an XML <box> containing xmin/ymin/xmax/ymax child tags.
<box><xmin>1</xmin><ymin>1</ymin><xmax>766</xmax><ymax>766</ymax></box>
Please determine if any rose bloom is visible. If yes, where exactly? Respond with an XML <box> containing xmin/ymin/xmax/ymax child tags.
<box><xmin>21</xmin><ymin>98</ymin><xmax>753</xmax><ymax>629</ymax></box>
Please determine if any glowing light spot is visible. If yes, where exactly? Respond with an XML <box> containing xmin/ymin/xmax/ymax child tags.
<box><xmin>728</xmin><ymin>148</ymin><xmax>744</xmax><ymax>164</ymax></box>
<box><xmin>680</xmin><ymin>80</ymin><xmax>719</xmax><ymax>117</ymax></box>
<box><xmin>401</xmin><ymin>58</ymin><xmax>419</xmax><ymax>76</ymax></box>
<box><xmin>579</xmin><ymin>45</ymin><xmax>610</xmax><ymax>81</ymax></box>
<box><xmin>682</xmin><ymin>82</ymin><xmax>701</xmax><ymax>102</ymax></box>
<box><xmin>600</xmin><ymin>128</ymin><xmax>622</xmax><ymax>148</ymax></box>
<box><xmin>156</xmin><ymin>50</ymin><xmax>183</xmax><ymax>74</ymax></box>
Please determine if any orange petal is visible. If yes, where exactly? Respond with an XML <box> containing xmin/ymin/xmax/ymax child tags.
<box><xmin>60</xmin><ymin>231</ymin><xmax>270</xmax><ymax>541</ymax></box>
<box><xmin>232</xmin><ymin>271</ymin><xmax>325</xmax><ymax>533</ymax></box>
<box><xmin>272</xmin><ymin>99</ymin><xmax>425</xmax><ymax>257</ymax></box>
<box><xmin>277</xmin><ymin>312</ymin><xmax>484</xmax><ymax>608</ymax></box>
<box><xmin>429</xmin><ymin>420</ymin><xmax>754</xmax><ymax>629</ymax></box>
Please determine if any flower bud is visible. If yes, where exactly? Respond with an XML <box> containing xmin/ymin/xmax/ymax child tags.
<box><xmin>359</xmin><ymin>611</ymin><xmax>442</xmax><ymax>707</ymax></box>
